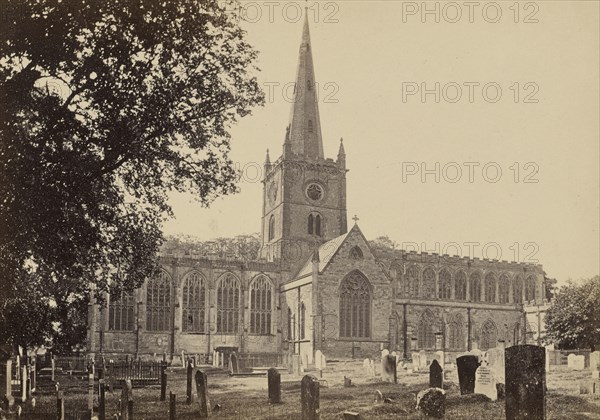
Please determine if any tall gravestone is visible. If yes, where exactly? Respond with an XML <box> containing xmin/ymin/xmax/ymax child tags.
<box><xmin>429</xmin><ymin>359</ymin><xmax>443</xmax><ymax>388</ymax></box>
<box><xmin>229</xmin><ymin>353</ymin><xmax>239</xmax><ymax>374</ymax></box>
<box><xmin>474</xmin><ymin>365</ymin><xmax>497</xmax><ymax>401</ymax></box>
<box><xmin>186</xmin><ymin>360</ymin><xmax>193</xmax><ymax>404</ymax></box>
<box><xmin>382</xmin><ymin>355</ymin><xmax>397</xmax><ymax>383</ymax></box>
<box><xmin>268</xmin><ymin>368</ymin><xmax>281</xmax><ymax>404</ymax></box>
<box><xmin>195</xmin><ymin>370</ymin><xmax>211</xmax><ymax>418</ymax></box>
<box><xmin>456</xmin><ymin>355</ymin><xmax>480</xmax><ymax>395</ymax></box>
<box><xmin>120</xmin><ymin>380</ymin><xmax>133</xmax><ymax>420</ymax></box>
<box><xmin>1</xmin><ymin>359</ymin><xmax>13</xmax><ymax>407</ymax></box>
<box><xmin>567</xmin><ymin>354</ymin><xmax>576</xmax><ymax>369</ymax></box>
<box><xmin>301</xmin><ymin>374</ymin><xmax>320</xmax><ymax>420</ymax></box>
<box><xmin>486</xmin><ymin>348</ymin><xmax>505</xmax><ymax>384</ymax></box>
<box><xmin>505</xmin><ymin>345</ymin><xmax>546</xmax><ymax>420</ymax></box>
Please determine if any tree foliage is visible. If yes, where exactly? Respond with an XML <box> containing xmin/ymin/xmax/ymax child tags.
<box><xmin>544</xmin><ymin>276</ymin><xmax>600</xmax><ymax>351</ymax></box>
<box><xmin>161</xmin><ymin>233</ymin><xmax>261</xmax><ymax>261</ymax></box>
<box><xmin>0</xmin><ymin>0</ymin><xmax>264</xmax><ymax>351</ymax></box>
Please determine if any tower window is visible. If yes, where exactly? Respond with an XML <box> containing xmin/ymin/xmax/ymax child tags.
<box><xmin>308</xmin><ymin>213</ymin><xmax>323</xmax><ymax>237</ymax></box>
<box><xmin>268</xmin><ymin>215</ymin><xmax>275</xmax><ymax>241</ymax></box>
<box><xmin>307</xmin><ymin>79</ymin><xmax>313</xmax><ymax>90</ymax></box>
<box><xmin>308</xmin><ymin>119</ymin><xmax>313</xmax><ymax>133</ymax></box>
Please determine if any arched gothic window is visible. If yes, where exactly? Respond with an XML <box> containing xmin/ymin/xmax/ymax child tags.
<box><xmin>480</xmin><ymin>319</ymin><xmax>498</xmax><ymax>351</ymax></box>
<box><xmin>513</xmin><ymin>275</ymin><xmax>523</xmax><ymax>303</ymax></box>
<box><xmin>439</xmin><ymin>269</ymin><xmax>452</xmax><ymax>299</ymax></box>
<box><xmin>350</xmin><ymin>246</ymin><xmax>363</xmax><ymax>260</ymax></box>
<box><xmin>339</xmin><ymin>271</ymin><xmax>371</xmax><ymax>338</ymax></box>
<box><xmin>525</xmin><ymin>276</ymin><xmax>536</xmax><ymax>302</ymax></box>
<box><xmin>418</xmin><ymin>310</ymin><xmax>436</xmax><ymax>350</ymax></box>
<box><xmin>146</xmin><ymin>271</ymin><xmax>172</xmax><ymax>331</ymax></box>
<box><xmin>485</xmin><ymin>273</ymin><xmax>496</xmax><ymax>303</ymax></box>
<box><xmin>268</xmin><ymin>215</ymin><xmax>275</xmax><ymax>241</ymax></box>
<box><xmin>407</xmin><ymin>266</ymin><xmax>419</xmax><ymax>298</ymax></box>
<box><xmin>469</xmin><ymin>272</ymin><xmax>482</xmax><ymax>302</ymax></box>
<box><xmin>182</xmin><ymin>272</ymin><xmax>206</xmax><ymax>333</ymax></box>
<box><xmin>109</xmin><ymin>291</ymin><xmax>134</xmax><ymax>331</ymax></box>
<box><xmin>391</xmin><ymin>263</ymin><xmax>404</xmax><ymax>298</ymax></box>
<box><xmin>216</xmin><ymin>274</ymin><xmax>240</xmax><ymax>334</ymax></box>
<box><xmin>300</xmin><ymin>302</ymin><xmax>306</xmax><ymax>340</ymax></box>
<box><xmin>308</xmin><ymin>213</ymin><xmax>322</xmax><ymax>236</ymax></box>
<box><xmin>455</xmin><ymin>271</ymin><xmax>467</xmax><ymax>300</ymax></box>
<box><xmin>422</xmin><ymin>267</ymin><xmax>436</xmax><ymax>299</ymax></box>
<box><xmin>499</xmin><ymin>274</ymin><xmax>510</xmax><ymax>304</ymax></box>
<box><xmin>250</xmin><ymin>276</ymin><xmax>273</xmax><ymax>335</ymax></box>
<box><xmin>448</xmin><ymin>314</ymin><xmax>465</xmax><ymax>351</ymax></box>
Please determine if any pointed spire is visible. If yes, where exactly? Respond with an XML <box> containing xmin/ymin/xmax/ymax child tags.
<box><xmin>286</xmin><ymin>10</ymin><xmax>324</xmax><ymax>160</ymax></box>
<box><xmin>337</xmin><ymin>138</ymin><xmax>346</xmax><ymax>169</ymax></box>
<box><xmin>265</xmin><ymin>148</ymin><xmax>271</xmax><ymax>165</ymax></box>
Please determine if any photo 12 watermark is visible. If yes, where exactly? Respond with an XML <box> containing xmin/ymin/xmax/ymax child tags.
<box><xmin>218</xmin><ymin>1</ymin><xmax>340</xmax><ymax>24</ymax></box>
<box><xmin>401</xmin><ymin>161</ymin><xmax>540</xmax><ymax>184</ymax></box>
<box><xmin>402</xmin><ymin>82</ymin><xmax>540</xmax><ymax>104</ymax></box>
<box><xmin>401</xmin><ymin>2</ymin><xmax>540</xmax><ymax>24</ymax></box>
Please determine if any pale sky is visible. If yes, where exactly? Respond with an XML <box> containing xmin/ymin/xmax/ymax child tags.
<box><xmin>164</xmin><ymin>1</ymin><xmax>600</xmax><ymax>284</ymax></box>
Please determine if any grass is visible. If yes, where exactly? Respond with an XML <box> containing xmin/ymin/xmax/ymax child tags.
<box><xmin>4</xmin><ymin>364</ymin><xmax>600</xmax><ymax>419</ymax></box>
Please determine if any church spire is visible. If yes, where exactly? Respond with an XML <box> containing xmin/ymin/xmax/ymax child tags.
<box><xmin>286</xmin><ymin>10</ymin><xmax>324</xmax><ymax>160</ymax></box>
<box><xmin>337</xmin><ymin>138</ymin><xmax>346</xmax><ymax>169</ymax></box>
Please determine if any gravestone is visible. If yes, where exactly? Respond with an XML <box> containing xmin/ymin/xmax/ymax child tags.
<box><xmin>412</xmin><ymin>353</ymin><xmax>420</xmax><ymax>372</ymax></box>
<box><xmin>229</xmin><ymin>353</ymin><xmax>239</xmax><ymax>374</ymax></box>
<box><xmin>419</xmin><ymin>350</ymin><xmax>429</xmax><ymax>370</ymax></box>
<box><xmin>268</xmin><ymin>368</ymin><xmax>281</xmax><ymax>404</ymax></box>
<box><xmin>486</xmin><ymin>348</ymin><xmax>505</xmax><ymax>383</ymax></box>
<box><xmin>381</xmin><ymin>349</ymin><xmax>389</xmax><ymax>359</ymax></box>
<box><xmin>572</xmin><ymin>355</ymin><xmax>585</xmax><ymax>371</ymax></box>
<box><xmin>186</xmin><ymin>360</ymin><xmax>194</xmax><ymax>404</ymax></box>
<box><xmin>362</xmin><ymin>358</ymin><xmax>370</xmax><ymax>375</ymax></box>
<box><xmin>382</xmin><ymin>355</ymin><xmax>397</xmax><ymax>383</ymax></box>
<box><xmin>301</xmin><ymin>375</ymin><xmax>320</xmax><ymax>420</ymax></box>
<box><xmin>369</xmin><ymin>359</ymin><xmax>376</xmax><ymax>377</ymax></box>
<box><xmin>1</xmin><ymin>359</ymin><xmax>14</xmax><ymax>407</ymax></box>
<box><xmin>590</xmin><ymin>351</ymin><xmax>600</xmax><ymax>372</ymax></box>
<box><xmin>120</xmin><ymin>380</ymin><xmax>133</xmax><ymax>420</ymax></box>
<box><xmin>416</xmin><ymin>388</ymin><xmax>445</xmax><ymax>419</ymax></box>
<box><xmin>567</xmin><ymin>353</ymin><xmax>576</xmax><ymax>369</ymax></box>
<box><xmin>474</xmin><ymin>365</ymin><xmax>497</xmax><ymax>401</ymax></box>
<box><xmin>456</xmin><ymin>355</ymin><xmax>480</xmax><ymax>395</ymax></box>
<box><xmin>195</xmin><ymin>370</ymin><xmax>211</xmax><ymax>418</ymax></box>
<box><xmin>344</xmin><ymin>376</ymin><xmax>352</xmax><ymax>387</ymax></box>
<box><xmin>505</xmin><ymin>345</ymin><xmax>546</xmax><ymax>420</ymax></box>
<box><xmin>469</xmin><ymin>348</ymin><xmax>483</xmax><ymax>361</ymax></box>
<box><xmin>434</xmin><ymin>351</ymin><xmax>445</xmax><ymax>369</ymax></box>
<box><xmin>429</xmin><ymin>359</ymin><xmax>443</xmax><ymax>388</ymax></box>
<box><xmin>98</xmin><ymin>380</ymin><xmax>106</xmax><ymax>420</ymax></box>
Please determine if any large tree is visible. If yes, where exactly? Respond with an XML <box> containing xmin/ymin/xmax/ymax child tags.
<box><xmin>544</xmin><ymin>276</ymin><xmax>600</xmax><ymax>351</ymax></box>
<box><xmin>0</xmin><ymin>0</ymin><xmax>264</xmax><ymax>351</ymax></box>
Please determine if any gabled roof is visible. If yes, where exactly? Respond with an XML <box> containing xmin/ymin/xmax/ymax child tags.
<box><xmin>294</xmin><ymin>224</ymin><xmax>368</xmax><ymax>279</ymax></box>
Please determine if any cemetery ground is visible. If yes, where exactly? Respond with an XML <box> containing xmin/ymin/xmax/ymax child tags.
<box><xmin>10</xmin><ymin>362</ymin><xmax>600</xmax><ymax>419</ymax></box>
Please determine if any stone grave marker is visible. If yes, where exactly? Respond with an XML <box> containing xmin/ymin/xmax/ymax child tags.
<box><xmin>474</xmin><ymin>365</ymin><xmax>497</xmax><ymax>401</ymax></box>
<box><xmin>369</xmin><ymin>359</ymin><xmax>376</xmax><ymax>377</ymax></box>
<box><xmin>268</xmin><ymin>368</ymin><xmax>281</xmax><ymax>404</ymax></box>
<box><xmin>419</xmin><ymin>350</ymin><xmax>429</xmax><ymax>370</ymax></box>
<box><xmin>429</xmin><ymin>359</ymin><xmax>443</xmax><ymax>388</ymax></box>
<box><xmin>590</xmin><ymin>351</ymin><xmax>600</xmax><ymax>372</ymax></box>
<box><xmin>120</xmin><ymin>380</ymin><xmax>133</xmax><ymax>420</ymax></box>
<box><xmin>572</xmin><ymin>355</ymin><xmax>585</xmax><ymax>371</ymax></box>
<box><xmin>456</xmin><ymin>355</ymin><xmax>480</xmax><ymax>395</ymax></box>
<box><xmin>567</xmin><ymin>353</ymin><xmax>576</xmax><ymax>369</ymax></box>
<box><xmin>381</xmin><ymin>349</ymin><xmax>389</xmax><ymax>359</ymax></box>
<box><xmin>229</xmin><ymin>353</ymin><xmax>239</xmax><ymax>374</ymax></box>
<box><xmin>416</xmin><ymin>388</ymin><xmax>445</xmax><ymax>418</ymax></box>
<box><xmin>195</xmin><ymin>370</ymin><xmax>211</xmax><ymax>418</ymax></box>
<box><xmin>486</xmin><ymin>347</ymin><xmax>505</xmax><ymax>383</ymax></box>
<box><xmin>412</xmin><ymin>353</ymin><xmax>420</xmax><ymax>372</ymax></box>
<box><xmin>382</xmin><ymin>355</ymin><xmax>397</xmax><ymax>383</ymax></box>
<box><xmin>1</xmin><ymin>359</ymin><xmax>14</xmax><ymax>407</ymax></box>
<box><xmin>301</xmin><ymin>374</ymin><xmax>320</xmax><ymax>420</ymax></box>
<box><xmin>505</xmin><ymin>344</ymin><xmax>546</xmax><ymax>420</ymax></box>
<box><xmin>362</xmin><ymin>358</ymin><xmax>370</xmax><ymax>375</ymax></box>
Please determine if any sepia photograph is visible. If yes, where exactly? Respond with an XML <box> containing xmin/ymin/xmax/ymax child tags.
<box><xmin>0</xmin><ymin>1</ymin><xmax>599</xmax><ymax>418</ymax></box>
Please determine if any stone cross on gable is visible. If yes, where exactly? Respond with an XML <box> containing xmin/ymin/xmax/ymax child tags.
<box><xmin>352</xmin><ymin>215</ymin><xmax>359</xmax><ymax>224</ymax></box>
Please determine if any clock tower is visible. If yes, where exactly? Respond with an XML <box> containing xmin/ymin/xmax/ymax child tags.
<box><xmin>260</xmin><ymin>13</ymin><xmax>348</xmax><ymax>275</ymax></box>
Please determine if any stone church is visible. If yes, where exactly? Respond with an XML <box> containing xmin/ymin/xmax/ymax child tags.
<box><xmin>87</xmin><ymin>15</ymin><xmax>547</xmax><ymax>367</ymax></box>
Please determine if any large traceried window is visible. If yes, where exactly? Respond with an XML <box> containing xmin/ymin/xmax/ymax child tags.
<box><xmin>480</xmin><ymin>319</ymin><xmax>498</xmax><ymax>351</ymax></box>
<box><xmin>485</xmin><ymin>272</ymin><xmax>497</xmax><ymax>303</ymax></box>
<box><xmin>339</xmin><ymin>271</ymin><xmax>371</xmax><ymax>339</ymax></box>
<box><xmin>525</xmin><ymin>276</ymin><xmax>536</xmax><ymax>302</ymax></box>
<box><xmin>216</xmin><ymin>274</ymin><xmax>240</xmax><ymax>334</ymax></box>
<box><xmin>407</xmin><ymin>265</ymin><xmax>419</xmax><ymax>298</ymax></box>
<box><xmin>422</xmin><ymin>267</ymin><xmax>436</xmax><ymax>299</ymax></box>
<box><xmin>455</xmin><ymin>271</ymin><xmax>467</xmax><ymax>300</ymax></box>
<box><xmin>439</xmin><ymin>269</ymin><xmax>452</xmax><ymax>300</ymax></box>
<box><xmin>513</xmin><ymin>275</ymin><xmax>523</xmax><ymax>303</ymax></box>
<box><xmin>109</xmin><ymin>291</ymin><xmax>135</xmax><ymax>331</ymax></box>
<box><xmin>182</xmin><ymin>272</ymin><xmax>206</xmax><ymax>333</ymax></box>
<box><xmin>418</xmin><ymin>310</ymin><xmax>436</xmax><ymax>349</ymax></box>
<box><xmin>250</xmin><ymin>276</ymin><xmax>273</xmax><ymax>335</ymax></box>
<box><xmin>146</xmin><ymin>271</ymin><xmax>172</xmax><ymax>331</ymax></box>
<box><xmin>448</xmin><ymin>314</ymin><xmax>465</xmax><ymax>351</ymax></box>
<box><xmin>499</xmin><ymin>274</ymin><xmax>510</xmax><ymax>304</ymax></box>
<box><xmin>469</xmin><ymin>272</ymin><xmax>482</xmax><ymax>302</ymax></box>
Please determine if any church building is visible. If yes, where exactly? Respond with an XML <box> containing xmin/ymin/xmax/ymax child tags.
<box><xmin>86</xmin><ymin>15</ymin><xmax>547</xmax><ymax>367</ymax></box>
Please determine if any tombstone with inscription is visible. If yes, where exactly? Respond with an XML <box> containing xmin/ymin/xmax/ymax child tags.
<box><xmin>505</xmin><ymin>345</ymin><xmax>546</xmax><ymax>420</ymax></box>
<box><xmin>429</xmin><ymin>359</ymin><xmax>443</xmax><ymax>388</ymax></box>
<box><xmin>485</xmin><ymin>348</ymin><xmax>505</xmax><ymax>383</ymax></box>
<box><xmin>382</xmin><ymin>355</ymin><xmax>397</xmax><ymax>383</ymax></box>
<box><xmin>456</xmin><ymin>355</ymin><xmax>480</xmax><ymax>395</ymax></box>
<box><xmin>474</xmin><ymin>365</ymin><xmax>497</xmax><ymax>401</ymax></box>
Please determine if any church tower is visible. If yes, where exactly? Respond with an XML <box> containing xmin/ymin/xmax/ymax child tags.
<box><xmin>260</xmin><ymin>13</ymin><xmax>348</xmax><ymax>274</ymax></box>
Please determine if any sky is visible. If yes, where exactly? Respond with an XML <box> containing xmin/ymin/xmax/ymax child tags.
<box><xmin>163</xmin><ymin>1</ymin><xmax>600</xmax><ymax>284</ymax></box>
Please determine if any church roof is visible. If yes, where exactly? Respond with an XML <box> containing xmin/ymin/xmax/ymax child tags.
<box><xmin>295</xmin><ymin>231</ymin><xmax>350</xmax><ymax>278</ymax></box>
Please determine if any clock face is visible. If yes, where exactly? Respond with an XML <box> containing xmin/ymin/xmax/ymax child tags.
<box><xmin>306</xmin><ymin>183</ymin><xmax>324</xmax><ymax>201</ymax></box>
<box><xmin>269</xmin><ymin>182</ymin><xmax>278</xmax><ymax>203</ymax></box>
